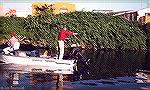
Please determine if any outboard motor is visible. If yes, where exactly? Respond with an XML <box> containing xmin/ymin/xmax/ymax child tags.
<box><xmin>63</xmin><ymin>47</ymin><xmax>88</xmax><ymax>64</ymax></box>
<box><xmin>64</xmin><ymin>47</ymin><xmax>90</xmax><ymax>80</ymax></box>
<box><xmin>63</xmin><ymin>47</ymin><xmax>80</xmax><ymax>59</ymax></box>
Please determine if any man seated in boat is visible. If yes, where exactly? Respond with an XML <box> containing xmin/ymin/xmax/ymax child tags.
<box><xmin>3</xmin><ymin>33</ymin><xmax>20</xmax><ymax>55</ymax></box>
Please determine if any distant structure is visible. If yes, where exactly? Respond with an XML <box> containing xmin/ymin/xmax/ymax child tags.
<box><xmin>112</xmin><ymin>8</ymin><xmax>150</xmax><ymax>23</ymax></box>
<box><xmin>112</xmin><ymin>10</ymin><xmax>138</xmax><ymax>21</ymax></box>
<box><xmin>92</xmin><ymin>10</ymin><xmax>113</xmax><ymax>14</ymax></box>
<box><xmin>137</xmin><ymin>8</ymin><xmax>150</xmax><ymax>24</ymax></box>
<box><xmin>32</xmin><ymin>2</ymin><xmax>75</xmax><ymax>16</ymax></box>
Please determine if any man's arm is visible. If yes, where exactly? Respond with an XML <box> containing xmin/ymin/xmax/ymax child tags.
<box><xmin>65</xmin><ymin>31</ymin><xmax>78</xmax><ymax>36</ymax></box>
<box><xmin>73</xmin><ymin>33</ymin><xmax>78</xmax><ymax>35</ymax></box>
<box><xmin>65</xmin><ymin>31</ymin><xmax>73</xmax><ymax>36</ymax></box>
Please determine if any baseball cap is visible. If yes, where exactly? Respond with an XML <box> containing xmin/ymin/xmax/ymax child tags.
<box><xmin>9</xmin><ymin>33</ymin><xmax>16</xmax><ymax>37</ymax></box>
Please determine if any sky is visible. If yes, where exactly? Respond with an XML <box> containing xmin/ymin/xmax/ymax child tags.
<box><xmin>0</xmin><ymin>0</ymin><xmax>149</xmax><ymax>17</ymax></box>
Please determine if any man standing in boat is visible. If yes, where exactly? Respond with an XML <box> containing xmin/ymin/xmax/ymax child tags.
<box><xmin>58</xmin><ymin>27</ymin><xmax>78</xmax><ymax>60</ymax></box>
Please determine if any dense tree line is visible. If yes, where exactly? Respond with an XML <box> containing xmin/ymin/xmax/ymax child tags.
<box><xmin>0</xmin><ymin>11</ymin><xmax>149</xmax><ymax>50</ymax></box>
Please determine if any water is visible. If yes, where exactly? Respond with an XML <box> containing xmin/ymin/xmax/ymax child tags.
<box><xmin>79</xmin><ymin>49</ymin><xmax>150</xmax><ymax>79</ymax></box>
<box><xmin>0</xmin><ymin>49</ymin><xmax>150</xmax><ymax>90</ymax></box>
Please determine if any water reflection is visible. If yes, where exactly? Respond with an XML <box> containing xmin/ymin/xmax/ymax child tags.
<box><xmin>77</xmin><ymin>49</ymin><xmax>150</xmax><ymax>80</ymax></box>
<box><xmin>0</xmin><ymin>49</ymin><xmax>150</xmax><ymax>90</ymax></box>
<box><xmin>0</xmin><ymin>70</ymin><xmax>74</xmax><ymax>90</ymax></box>
<box><xmin>0</xmin><ymin>71</ymin><xmax>24</xmax><ymax>90</ymax></box>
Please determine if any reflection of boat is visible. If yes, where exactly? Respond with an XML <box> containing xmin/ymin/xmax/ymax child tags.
<box><xmin>136</xmin><ymin>70</ymin><xmax>150</xmax><ymax>83</ymax></box>
<box><xmin>0</xmin><ymin>55</ymin><xmax>76</xmax><ymax>74</ymax></box>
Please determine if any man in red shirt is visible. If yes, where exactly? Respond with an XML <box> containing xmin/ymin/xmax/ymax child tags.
<box><xmin>58</xmin><ymin>27</ymin><xmax>77</xmax><ymax>60</ymax></box>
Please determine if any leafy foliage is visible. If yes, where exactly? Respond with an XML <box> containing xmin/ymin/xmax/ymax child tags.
<box><xmin>57</xmin><ymin>11</ymin><xmax>146</xmax><ymax>49</ymax></box>
<box><xmin>0</xmin><ymin>11</ymin><xmax>147</xmax><ymax>50</ymax></box>
<box><xmin>0</xmin><ymin>16</ymin><xmax>25</xmax><ymax>39</ymax></box>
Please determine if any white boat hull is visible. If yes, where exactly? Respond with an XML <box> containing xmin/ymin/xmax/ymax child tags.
<box><xmin>0</xmin><ymin>55</ymin><xmax>76</xmax><ymax>74</ymax></box>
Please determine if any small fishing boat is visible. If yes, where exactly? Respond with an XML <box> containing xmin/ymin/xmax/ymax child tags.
<box><xmin>0</xmin><ymin>54</ymin><xmax>76</xmax><ymax>74</ymax></box>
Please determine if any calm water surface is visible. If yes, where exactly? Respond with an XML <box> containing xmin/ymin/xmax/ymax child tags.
<box><xmin>0</xmin><ymin>49</ymin><xmax>150</xmax><ymax>90</ymax></box>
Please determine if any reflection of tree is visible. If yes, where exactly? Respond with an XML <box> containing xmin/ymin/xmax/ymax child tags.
<box><xmin>79</xmin><ymin>50</ymin><xmax>147</xmax><ymax>80</ymax></box>
<box><xmin>144</xmin><ymin>50</ymin><xmax>150</xmax><ymax>70</ymax></box>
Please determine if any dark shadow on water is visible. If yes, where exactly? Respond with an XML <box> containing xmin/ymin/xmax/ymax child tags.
<box><xmin>73</xmin><ymin>49</ymin><xmax>150</xmax><ymax>80</ymax></box>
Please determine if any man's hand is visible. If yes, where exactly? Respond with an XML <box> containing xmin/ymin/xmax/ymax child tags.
<box><xmin>65</xmin><ymin>38</ymin><xmax>70</xmax><ymax>40</ymax></box>
<box><xmin>73</xmin><ymin>33</ymin><xmax>78</xmax><ymax>35</ymax></box>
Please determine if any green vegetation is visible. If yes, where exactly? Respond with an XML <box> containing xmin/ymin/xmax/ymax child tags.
<box><xmin>0</xmin><ymin>16</ymin><xmax>25</xmax><ymax>39</ymax></box>
<box><xmin>0</xmin><ymin>11</ymin><xmax>148</xmax><ymax>50</ymax></box>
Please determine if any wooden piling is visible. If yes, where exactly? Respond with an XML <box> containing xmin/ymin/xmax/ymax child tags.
<box><xmin>56</xmin><ymin>73</ymin><xmax>63</xmax><ymax>87</ymax></box>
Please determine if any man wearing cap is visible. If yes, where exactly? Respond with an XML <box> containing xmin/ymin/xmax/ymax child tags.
<box><xmin>3</xmin><ymin>33</ymin><xmax>20</xmax><ymax>55</ymax></box>
<box><xmin>58</xmin><ymin>27</ymin><xmax>77</xmax><ymax>60</ymax></box>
